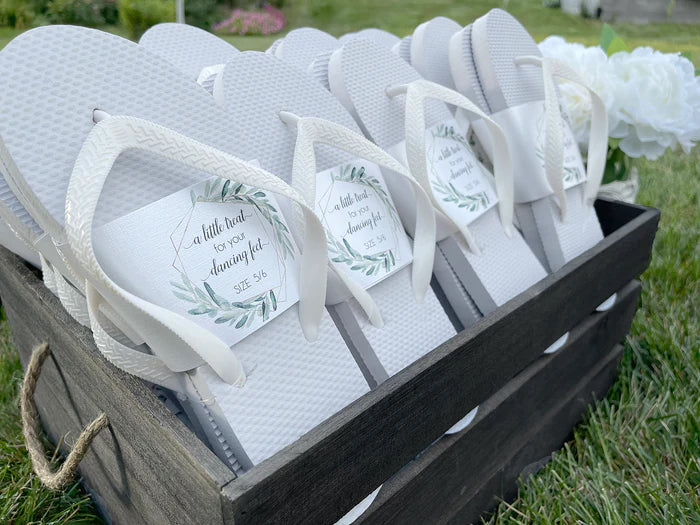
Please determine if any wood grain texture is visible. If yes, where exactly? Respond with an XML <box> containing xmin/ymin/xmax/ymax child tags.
<box><xmin>446</xmin><ymin>344</ymin><xmax>624</xmax><ymax>524</ymax></box>
<box><xmin>0</xmin><ymin>248</ymin><xmax>235</xmax><ymax>525</ymax></box>
<box><xmin>355</xmin><ymin>281</ymin><xmax>640</xmax><ymax>524</ymax></box>
<box><xmin>220</xmin><ymin>201</ymin><xmax>658</xmax><ymax>525</ymax></box>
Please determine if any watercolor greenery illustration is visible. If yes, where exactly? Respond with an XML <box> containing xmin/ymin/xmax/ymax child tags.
<box><xmin>431</xmin><ymin>177</ymin><xmax>491</xmax><ymax>212</ymax></box>
<box><xmin>171</xmin><ymin>271</ymin><xmax>278</xmax><ymax>328</ymax></box>
<box><xmin>327</xmin><ymin>235</ymin><xmax>395</xmax><ymax>277</ymax></box>
<box><xmin>324</xmin><ymin>164</ymin><xmax>400</xmax><ymax>276</ymax></box>
<box><xmin>432</xmin><ymin>123</ymin><xmax>469</xmax><ymax>145</ymax></box>
<box><xmin>429</xmin><ymin>124</ymin><xmax>491</xmax><ymax>213</ymax></box>
<box><xmin>171</xmin><ymin>179</ymin><xmax>293</xmax><ymax>329</ymax></box>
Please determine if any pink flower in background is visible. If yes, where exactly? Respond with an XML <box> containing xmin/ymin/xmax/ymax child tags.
<box><xmin>213</xmin><ymin>4</ymin><xmax>285</xmax><ymax>36</ymax></box>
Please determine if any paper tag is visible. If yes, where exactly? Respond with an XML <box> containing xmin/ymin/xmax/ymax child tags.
<box><xmin>533</xmin><ymin>103</ymin><xmax>586</xmax><ymax>190</ymax></box>
<box><xmin>316</xmin><ymin>160</ymin><xmax>412</xmax><ymax>290</ymax></box>
<box><xmin>94</xmin><ymin>176</ymin><xmax>300</xmax><ymax>347</ymax></box>
<box><xmin>424</xmin><ymin>119</ymin><xmax>498</xmax><ymax>227</ymax></box>
<box><xmin>478</xmin><ymin>101</ymin><xmax>586</xmax><ymax>203</ymax></box>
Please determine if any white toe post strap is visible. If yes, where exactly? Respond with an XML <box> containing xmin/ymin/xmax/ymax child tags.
<box><xmin>279</xmin><ymin>112</ymin><xmax>437</xmax><ymax>304</ymax></box>
<box><xmin>85</xmin><ymin>283</ymin><xmax>186</xmax><ymax>394</ymax></box>
<box><xmin>514</xmin><ymin>56</ymin><xmax>608</xmax><ymax>215</ymax></box>
<box><xmin>386</xmin><ymin>79</ymin><xmax>514</xmax><ymax>255</ymax></box>
<box><xmin>66</xmin><ymin>115</ymin><xmax>329</xmax><ymax>385</ymax></box>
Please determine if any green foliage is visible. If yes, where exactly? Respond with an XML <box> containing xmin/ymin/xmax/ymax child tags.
<box><xmin>0</xmin><ymin>0</ymin><xmax>38</xmax><ymax>29</ymax></box>
<box><xmin>117</xmin><ymin>0</ymin><xmax>174</xmax><ymax>39</ymax></box>
<box><xmin>46</xmin><ymin>0</ymin><xmax>118</xmax><ymax>26</ymax></box>
<box><xmin>308</xmin><ymin>0</ymin><xmax>336</xmax><ymax>20</ymax></box>
<box><xmin>600</xmin><ymin>23</ymin><xmax>630</xmax><ymax>55</ymax></box>
<box><xmin>184</xmin><ymin>0</ymin><xmax>219</xmax><ymax>29</ymax></box>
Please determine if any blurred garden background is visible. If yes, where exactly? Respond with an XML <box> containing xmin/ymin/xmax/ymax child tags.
<box><xmin>0</xmin><ymin>0</ymin><xmax>697</xmax><ymax>523</ymax></box>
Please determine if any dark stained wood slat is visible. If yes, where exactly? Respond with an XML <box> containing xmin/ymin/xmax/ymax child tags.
<box><xmin>446</xmin><ymin>345</ymin><xmax>624</xmax><ymax>525</ymax></box>
<box><xmin>0</xmin><ymin>248</ymin><xmax>235</xmax><ymax>525</ymax></box>
<box><xmin>356</xmin><ymin>281</ymin><xmax>640</xmax><ymax>524</ymax></box>
<box><xmin>221</xmin><ymin>203</ymin><xmax>658</xmax><ymax>525</ymax></box>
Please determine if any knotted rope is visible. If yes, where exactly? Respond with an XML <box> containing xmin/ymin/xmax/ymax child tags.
<box><xmin>20</xmin><ymin>343</ymin><xmax>108</xmax><ymax>490</ymax></box>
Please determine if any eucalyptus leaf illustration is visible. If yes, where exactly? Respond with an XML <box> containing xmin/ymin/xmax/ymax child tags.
<box><xmin>328</xmin><ymin>235</ymin><xmax>395</xmax><ymax>277</ymax></box>
<box><xmin>431</xmin><ymin>176</ymin><xmax>491</xmax><ymax>213</ymax></box>
<box><xmin>173</xmin><ymin>270</ymin><xmax>280</xmax><ymax>329</ymax></box>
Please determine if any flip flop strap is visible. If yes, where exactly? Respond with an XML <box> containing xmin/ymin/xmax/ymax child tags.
<box><xmin>280</xmin><ymin>112</ymin><xmax>436</xmax><ymax>304</ymax></box>
<box><xmin>515</xmin><ymin>56</ymin><xmax>608</xmax><ymax>215</ymax></box>
<box><xmin>387</xmin><ymin>79</ymin><xmax>514</xmax><ymax>255</ymax></box>
<box><xmin>66</xmin><ymin>115</ymin><xmax>329</xmax><ymax>385</ymax></box>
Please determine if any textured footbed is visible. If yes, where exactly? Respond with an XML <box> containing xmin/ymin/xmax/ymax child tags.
<box><xmin>448</xmin><ymin>24</ymin><xmax>490</xmax><ymax>113</ymax></box>
<box><xmin>274</xmin><ymin>27</ymin><xmax>339</xmax><ymax>73</ymax></box>
<box><xmin>470</xmin><ymin>9</ymin><xmax>604</xmax><ymax>271</ymax></box>
<box><xmin>327</xmin><ymin>38</ymin><xmax>547</xmax><ymax>312</ymax></box>
<box><xmin>139</xmin><ymin>23</ymin><xmax>240</xmax><ymax>81</ymax></box>
<box><xmin>411</xmin><ymin>17</ymin><xmax>462</xmax><ymax>92</ymax></box>
<box><xmin>0</xmin><ymin>26</ymin><xmax>370</xmax><ymax>471</ymax></box>
<box><xmin>393</xmin><ymin>36</ymin><xmax>413</xmax><ymax>63</ymax></box>
<box><xmin>309</xmin><ymin>49</ymin><xmax>334</xmax><ymax>90</ymax></box>
<box><xmin>215</xmin><ymin>52</ymin><xmax>458</xmax><ymax>375</ymax></box>
<box><xmin>198</xmin><ymin>306</ymin><xmax>369</xmax><ymax>467</ymax></box>
<box><xmin>352</xmin><ymin>28</ymin><xmax>400</xmax><ymax>49</ymax></box>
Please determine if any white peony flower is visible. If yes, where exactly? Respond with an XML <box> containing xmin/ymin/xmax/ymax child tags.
<box><xmin>539</xmin><ymin>37</ymin><xmax>700</xmax><ymax>160</ymax></box>
<box><xmin>609</xmin><ymin>47</ymin><xmax>700</xmax><ymax>159</ymax></box>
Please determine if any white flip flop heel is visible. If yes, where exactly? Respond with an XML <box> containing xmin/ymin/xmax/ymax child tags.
<box><xmin>350</xmin><ymin>28</ymin><xmax>401</xmax><ymax>49</ymax></box>
<box><xmin>392</xmin><ymin>35</ymin><xmax>413</xmax><ymax>63</ymax></box>
<box><xmin>0</xmin><ymin>26</ymin><xmax>371</xmax><ymax>474</ymax></box>
<box><xmin>139</xmin><ymin>22</ymin><xmax>241</xmax><ymax>80</ymax></box>
<box><xmin>466</xmin><ymin>9</ymin><xmax>614</xmax><ymax>313</ymax></box>
<box><xmin>410</xmin><ymin>16</ymin><xmax>494</xmax><ymax>169</ymax></box>
<box><xmin>272</xmin><ymin>27</ymin><xmax>339</xmax><ymax>73</ymax></box>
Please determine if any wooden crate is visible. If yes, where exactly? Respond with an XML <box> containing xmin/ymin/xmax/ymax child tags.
<box><xmin>0</xmin><ymin>199</ymin><xmax>658</xmax><ymax>524</ymax></box>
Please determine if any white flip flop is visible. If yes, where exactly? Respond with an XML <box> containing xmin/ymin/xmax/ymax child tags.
<box><xmin>327</xmin><ymin>38</ymin><xmax>548</xmax><ymax>325</ymax></box>
<box><xmin>214</xmin><ymin>52</ymin><xmax>458</xmax><ymax>383</ymax></box>
<box><xmin>272</xmin><ymin>27</ymin><xmax>339</xmax><ymax>73</ymax></box>
<box><xmin>411</xmin><ymin>17</ymin><xmax>462</xmax><ymax>92</ymax></box>
<box><xmin>351</xmin><ymin>28</ymin><xmax>401</xmax><ymax>49</ymax></box>
<box><xmin>0</xmin><ymin>26</ymin><xmax>371</xmax><ymax>474</ymax></box>
<box><xmin>454</xmin><ymin>9</ymin><xmax>615</xmax><ymax>312</ymax></box>
<box><xmin>324</xmin><ymin>37</ymin><xmax>550</xmax><ymax>432</ymax></box>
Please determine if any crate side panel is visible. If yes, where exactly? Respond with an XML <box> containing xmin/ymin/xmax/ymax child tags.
<box><xmin>0</xmin><ymin>248</ymin><xmax>234</xmax><ymax>525</ymax></box>
<box><xmin>356</xmin><ymin>282</ymin><xmax>639</xmax><ymax>524</ymax></box>
<box><xmin>221</xmin><ymin>204</ymin><xmax>656</xmax><ymax>525</ymax></box>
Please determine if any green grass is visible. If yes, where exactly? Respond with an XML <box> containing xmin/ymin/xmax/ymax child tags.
<box><xmin>0</xmin><ymin>315</ymin><xmax>101</xmax><ymax>524</ymax></box>
<box><xmin>0</xmin><ymin>1</ymin><xmax>698</xmax><ymax>522</ymax></box>
<box><xmin>484</xmin><ymin>150</ymin><xmax>700</xmax><ymax>524</ymax></box>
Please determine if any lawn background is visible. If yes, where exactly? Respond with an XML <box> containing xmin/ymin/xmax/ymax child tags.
<box><xmin>0</xmin><ymin>1</ymin><xmax>698</xmax><ymax>523</ymax></box>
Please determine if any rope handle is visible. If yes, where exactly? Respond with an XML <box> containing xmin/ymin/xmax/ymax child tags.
<box><xmin>20</xmin><ymin>343</ymin><xmax>108</xmax><ymax>491</ymax></box>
